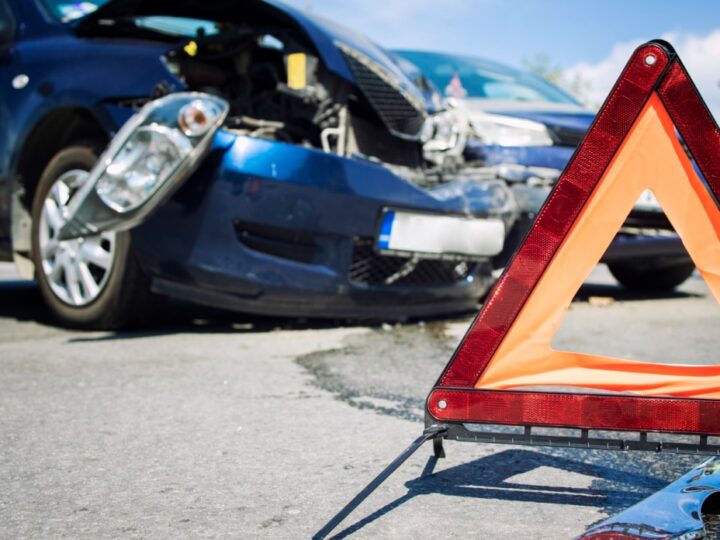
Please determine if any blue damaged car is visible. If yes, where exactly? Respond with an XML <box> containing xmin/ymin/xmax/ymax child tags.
<box><xmin>395</xmin><ymin>50</ymin><xmax>695</xmax><ymax>292</ymax></box>
<box><xmin>0</xmin><ymin>0</ymin><xmax>517</xmax><ymax>328</ymax></box>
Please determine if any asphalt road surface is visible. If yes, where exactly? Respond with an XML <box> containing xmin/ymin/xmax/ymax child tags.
<box><xmin>0</xmin><ymin>262</ymin><xmax>717</xmax><ymax>539</ymax></box>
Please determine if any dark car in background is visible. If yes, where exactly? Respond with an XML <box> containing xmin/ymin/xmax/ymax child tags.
<box><xmin>395</xmin><ymin>50</ymin><xmax>695</xmax><ymax>291</ymax></box>
<box><xmin>0</xmin><ymin>0</ymin><xmax>520</xmax><ymax>329</ymax></box>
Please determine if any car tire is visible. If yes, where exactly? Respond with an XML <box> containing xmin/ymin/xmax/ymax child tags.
<box><xmin>607</xmin><ymin>259</ymin><xmax>695</xmax><ymax>292</ymax></box>
<box><xmin>31</xmin><ymin>144</ymin><xmax>156</xmax><ymax>329</ymax></box>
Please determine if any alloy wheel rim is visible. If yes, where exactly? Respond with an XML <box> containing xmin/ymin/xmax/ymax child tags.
<box><xmin>38</xmin><ymin>169</ymin><xmax>117</xmax><ymax>306</ymax></box>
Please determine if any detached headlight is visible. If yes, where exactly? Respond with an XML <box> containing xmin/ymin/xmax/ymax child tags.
<box><xmin>95</xmin><ymin>95</ymin><xmax>227</xmax><ymax>212</ymax></box>
<box><xmin>470</xmin><ymin>112</ymin><xmax>553</xmax><ymax>147</ymax></box>
<box><xmin>58</xmin><ymin>93</ymin><xmax>229</xmax><ymax>240</ymax></box>
<box><xmin>97</xmin><ymin>125</ymin><xmax>194</xmax><ymax>211</ymax></box>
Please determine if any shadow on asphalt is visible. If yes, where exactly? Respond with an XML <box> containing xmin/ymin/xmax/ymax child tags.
<box><xmin>0</xmin><ymin>279</ymin><xmax>332</xmax><ymax>337</ymax></box>
<box><xmin>0</xmin><ymin>280</ymin><xmax>57</xmax><ymax>326</ymax></box>
<box><xmin>574</xmin><ymin>282</ymin><xmax>700</xmax><ymax>302</ymax></box>
<box><xmin>0</xmin><ymin>275</ymin><xmax>700</xmax><ymax>340</ymax></box>
<box><xmin>0</xmin><ymin>279</ymin><xmax>461</xmax><ymax>340</ymax></box>
<box><xmin>328</xmin><ymin>448</ymin><xmax>668</xmax><ymax>539</ymax></box>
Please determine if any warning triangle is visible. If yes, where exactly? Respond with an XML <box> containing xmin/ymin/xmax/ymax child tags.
<box><xmin>427</xmin><ymin>40</ymin><xmax>720</xmax><ymax>436</ymax></box>
<box><xmin>315</xmin><ymin>40</ymin><xmax>720</xmax><ymax>540</ymax></box>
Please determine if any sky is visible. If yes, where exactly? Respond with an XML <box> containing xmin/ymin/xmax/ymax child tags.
<box><xmin>284</xmin><ymin>0</ymin><xmax>720</xmax><ymax>116</ymax></box>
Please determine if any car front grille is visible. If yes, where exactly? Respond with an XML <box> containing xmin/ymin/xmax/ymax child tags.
<box><xmin>339</xmin><ymin>45</ymin><xmax>426</xmax><ymax>139</ymax></box>
<box><xmin>349</xmin><ymin>239</ymin><xmax>475</xmax><ymax>286</ymax></box>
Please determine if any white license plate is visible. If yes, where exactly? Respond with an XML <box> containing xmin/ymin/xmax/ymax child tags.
<box><xmin>634</xmin><ymin>189</ymin><xmax>662</xmax><ymax>211</ymax></box>
<box><xmin>376</xmin><ymin>210</ymin><xmax>505</xmax><ymax>258</ymax></box>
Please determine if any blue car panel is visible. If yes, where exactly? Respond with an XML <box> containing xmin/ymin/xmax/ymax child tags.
<box><xmin>467</xmin><ymin>140</ymin><xmax>577</xmax><ymax>169</ymax></box>
<box><xmin>131</xmin><ymin>132</ymin><xmax>498</xmax><ymax>317</ymax></box>
<box><xmin>580</xmin><ymin>457</ymin><xmax>720</xmax><ymax>539</ymax></box>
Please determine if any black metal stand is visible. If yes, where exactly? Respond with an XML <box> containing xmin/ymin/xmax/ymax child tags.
<box><xmin>442</xmin><ymin>423</ymin><xmax>720</xmax><ymax>455</ymax></box>
<box><xmin>314</xmin><ymin>417</ymin><xmax>720</xmax><ymax>539</ymax></box>
<box><xmin>313</xmin><ymin>424</ymin><xmax>447</xmax><ymax>540</ymax></box>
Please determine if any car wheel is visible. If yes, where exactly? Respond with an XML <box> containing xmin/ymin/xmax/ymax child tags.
<box><xmin>607</xmin><ymin>259</ymin><xmax>696</xmax><ymax>292</ymax></box>
<box><xmin>31</xmin><ymin>144</ymin><xmax>154</xmax><ymax>329</ymax></box>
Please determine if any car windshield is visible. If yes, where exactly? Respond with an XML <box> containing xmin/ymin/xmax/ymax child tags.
<box><xmin>38</xmin><ymin>1</ymin><xmax>220</xmax><ymax>36</ymax></box>
<box><xmin>39</xmin><ymin>1</ymin><xmax>109</xmax><ymax>22</ymax></box>
<box><xmin>395</xmin><ymin>50</ymin><xmax>578</xmax><ymax>105</ymax></box>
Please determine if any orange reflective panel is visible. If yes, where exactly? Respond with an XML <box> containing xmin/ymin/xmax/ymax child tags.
<box><xmin>474</xmin><ymin>94</ymin><xmax>720</xmax><ymax>397</ymax></box>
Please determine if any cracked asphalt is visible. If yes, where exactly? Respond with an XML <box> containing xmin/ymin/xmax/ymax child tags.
<box><xmin>0</xmin><ymin>262</ymin><xmax>717</xmax><ymax>539</ymax></box>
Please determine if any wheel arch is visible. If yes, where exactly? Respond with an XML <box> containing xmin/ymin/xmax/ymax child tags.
<box><xmin>11</xmin><ymin>107</ymin><xmax>110</xmax><ymax>278</ymax></box>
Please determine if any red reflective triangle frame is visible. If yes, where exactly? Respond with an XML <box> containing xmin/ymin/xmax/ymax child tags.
<box><xmin>426</xmin><ymin>41</ymin><xmax>720</xmax><ymax>435</ymax></box>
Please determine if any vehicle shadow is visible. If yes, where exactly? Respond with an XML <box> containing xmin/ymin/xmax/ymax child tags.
<box><xmin>0</xmin><ymin>278</ymin><xmax>463</xmax><ymax>341</ymax></box>
<box><xmin>0</xmin><ymin>279</ymin><xmax>58</xmax><ymax>326</ymax></box>
<box><xmin>573</xmin><ymin>282</ymin><xmax>701</xmax><ymax>302</ymax></box>
<box><xmin>326</xmin><ymin>448</ymin><xmax>678</xmax><ymax>539</ymax></box>
<box><xmin>571</xmin><ymin>267</ymin><xmax>704</xmax><ymax>303</ymax></box>
<box><xmin>0</xmin><ymin>271</ymin><xmax>703</xmax><ymax>340</ymax></box>
<box><xmin>0</xmin><ymin>278</ymin><xmax>349</xmax><ymax>336</ymax></box>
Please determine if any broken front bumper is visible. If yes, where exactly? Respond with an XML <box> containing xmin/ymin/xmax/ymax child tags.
<box><xmin>128</xmin><ymin>131</ymin><xmax>516</xmax><ymax>318</ymax></box>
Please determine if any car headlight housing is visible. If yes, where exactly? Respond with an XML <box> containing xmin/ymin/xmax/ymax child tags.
<box><xmin>423</xmin><ymin>108</ymin><xmax>469</xmax><ymax>165</ymax></box>
<box><xmin>95</xmin><ymin>95</ymin><xmax>228</xmax><ymax>212</ymax></box>
<box><xmin>96</xmin><ymin>125</ymin><xmax>194</xmax><ymax>211</ymax></box>
<box><xmin>57</xmin><ymin>93</ymin><xmax>229</xmax><ymax>240</ymax></box>
<box><xmin>470</xmin><ymin>112</ymin><xmax>553</xmax><ymax>147</ymax></box>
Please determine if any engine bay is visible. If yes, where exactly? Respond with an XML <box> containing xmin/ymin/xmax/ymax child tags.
<box><xmin>77</xmin><ymin>5</ymin><xmax>475</xmax><ymax>183</ymax></box>
<box><xmin>163</xmin><ymin>27</ymin><xmax>350</xmax><ymax>151</ymax></box>
<box><xmin>158</xmin><ymin>23</ymin><xmax>464</xmax><ymax>176</ymax></box>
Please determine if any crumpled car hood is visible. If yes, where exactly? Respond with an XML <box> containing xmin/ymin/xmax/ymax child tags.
<box><xmin>76</xmin><ymin>0</ymin><xmax>426</xmax><ymax>108</ymax></box>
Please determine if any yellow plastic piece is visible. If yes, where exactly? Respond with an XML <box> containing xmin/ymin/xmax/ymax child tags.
<box><xmin>183</xmin><ymin>41</ymin><xmax>198</xmax><ymax>57</ymax></box>
<box><xmin>475</xmin><ymin>94</ymin><xmax>720</xmax><ymax>397</ymax></box>
<box><xmin>287</xmin><ymin>53</ymin><xmax>307</xmax><ymax>90</ymax></box>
